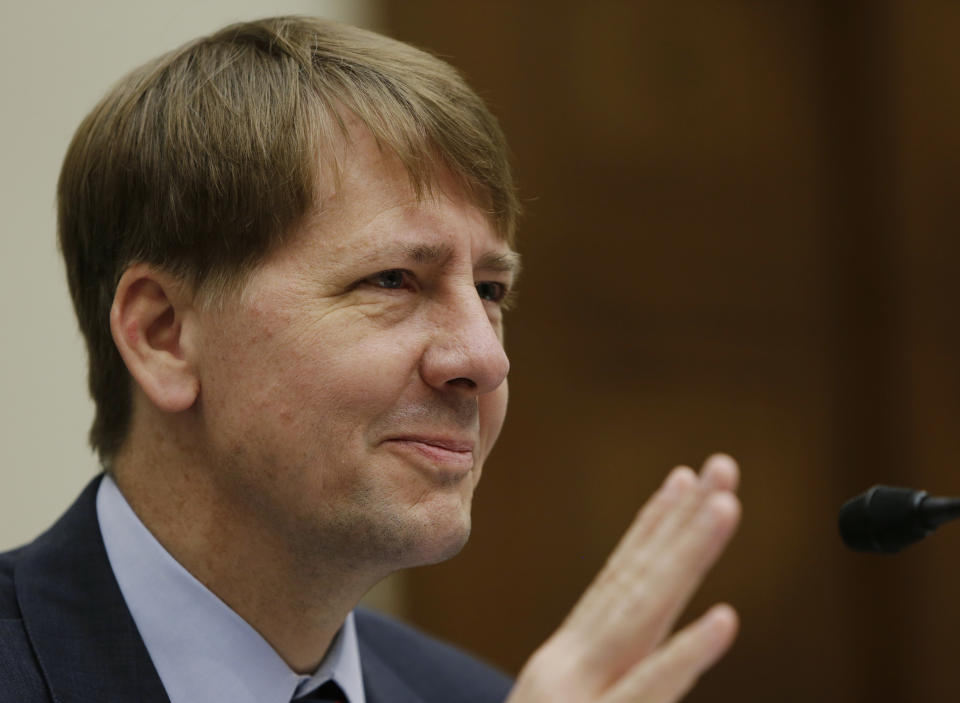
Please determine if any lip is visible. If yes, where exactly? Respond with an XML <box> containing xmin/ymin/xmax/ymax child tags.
<box><xmin>382</xmin><ymin>436</ymin><xmax>476</xmax><ymax>473</ymax></box>
<box><xmin>386</xmin><ymin>435</ymin><xmax>475</xmax><ymax>452</ymax></box>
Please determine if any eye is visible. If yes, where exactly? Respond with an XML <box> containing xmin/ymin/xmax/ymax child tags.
<box><xmin>476</xmin><ymin>281</ymin><xmax>508</xmax><ymax>303</ymax></box>
<box><xmin>367</xmin><ymin>269</ymin><xmax>415</xmax><ymax>290</ymax></box>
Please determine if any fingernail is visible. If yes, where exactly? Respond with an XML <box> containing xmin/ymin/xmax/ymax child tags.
<box><xmin>697</xmin><ymin>492</ymin><xmax>741</xmax><ymax>528</ymax></box>
<box><xmin>701</xmin><ymin>454</ymin><xmax>739</xmax><ymax>491</ymax></box>
<box><xmin>663</xmin><ymin>466</ymin><xmax>697</xmax><ymax>494</ymax></box>
<box><xmin>705</xmin><ymin>603</ymin><xmax>739</xmax><ymax>635</ymax></box>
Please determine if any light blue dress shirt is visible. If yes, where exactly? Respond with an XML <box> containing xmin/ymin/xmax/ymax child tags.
<box><xmin>97</xmin><ymin>474</ymin><xmax>366</xmax><ymax>703</ymax></box>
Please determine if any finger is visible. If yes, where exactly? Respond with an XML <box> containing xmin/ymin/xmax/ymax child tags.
<box><xmin>567</xmin><ymin>467</ymin><xmax>699</xmax><ymax>627</ymax></box>
<box><xmin>615</xmin><ymin>466</ymin><xmax>698</xmax><ymax>551</ymax></box>
<box><xmin>604</xmin><ymin>462</ymin><xmax>710</xmax><ymax>578</ymax></box>
<box><xmin>633</xmin><ymin>489</ymin><xmax>741</xmax><ymax>649</ymax></box>
<box><xmin>567</xmin><ymin>461</ymin><xmax>738</xmax><ymax>635</ymax></box>
<box><xmin>699</xmin><ymin>453</ymin><xmax>739</xmax><ymax>493</ymax></box>
<box><xmin>604</xmin><ymin>604</ymin><xmax>739</xmax><ymax>703</ymax></box>
<box><xmin>635</xmin><ymin>454</ymin><xmax>738</xmax><ymax>569</ymax></box>
<box><xmin>629</xmin><ymin>454</ymin><xmax>740</xmax><ymax>613</ymax></box>
<box><xmin>612</xmin><ymin>454</ymin><xmax>738</xmax><ymax>569</ymax></box>
<box><xmin>559</xmin><ymin>471</ymin><xmax>740</xmax><ymax>691</ymax></box>
<box><xmin>553</xmin><ymin>468</ymin><xmax>693</xmax><ymax>656</ymax></box>
<box><xmin>644</xmin><ymin>491</ymin><xmax>741</xmax><ymax>614</ymax></box>
<box><xmin>640</xmin><ymin>453</ymin><xmax>740</xmax><ymax>554</ymax></box>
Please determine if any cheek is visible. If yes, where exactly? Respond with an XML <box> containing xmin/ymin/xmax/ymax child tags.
<box><xmin>478</xmin><ymin>381</ymin><xmax>509</xmax><ymax>457</ymax></box>
<box><xmin>200</xmin><ymin>313</ymin><xmax>326</xmax><ymax>438</ymax></box>
<box><xmin>254</xmin><ymin>319</ymin><xmax>424</xmax><ymax>444</ymax></box>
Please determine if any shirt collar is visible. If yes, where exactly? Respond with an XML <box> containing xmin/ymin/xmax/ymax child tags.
<box><xmin>97</xmin><ymin>473</ymin><xmax>366</xmax><ymax>703</ymax></box>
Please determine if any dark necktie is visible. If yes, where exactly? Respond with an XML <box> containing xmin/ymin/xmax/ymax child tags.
<box><xmin>293</xmin><ymin>679</ymin><xmax>347</xmax><ymax>702</ymax></box>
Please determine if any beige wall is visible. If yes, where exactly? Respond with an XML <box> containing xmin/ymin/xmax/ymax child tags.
<box><xmin>0</xmin><ymin>1</ymin><xmax>381</xmax><ymax>551</ymax></box>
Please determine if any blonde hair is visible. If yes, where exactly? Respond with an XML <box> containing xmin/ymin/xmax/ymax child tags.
<box><xmin>57</xmin><ymin>16</ymin><xmax>519</xmax><ymax>461</ymax></box>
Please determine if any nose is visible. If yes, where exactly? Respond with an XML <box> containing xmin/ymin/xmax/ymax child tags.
<box><xmin>420</xmin><ymin>287</ymin><xmax>510</xmax><ymax>396</ymax></box>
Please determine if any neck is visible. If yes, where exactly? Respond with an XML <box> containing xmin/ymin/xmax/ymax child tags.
<box><xmin>111</xmin><ymin>430</ymin><xmax>385</xmax><ymax>674</ymax></box>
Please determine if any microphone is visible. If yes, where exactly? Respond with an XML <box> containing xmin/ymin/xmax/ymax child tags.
<box><xmin>838</xmin><ymin>485</ymin><xmax>960</xmax><ymax>553</ymax></box>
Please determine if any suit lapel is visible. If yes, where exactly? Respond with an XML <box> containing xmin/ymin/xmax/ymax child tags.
<box><xmin>358</xmin><ymin>636</ymin><xmax>427</xmax><ymax>703</ymax></box>
<box><xmin>15</xmin><ymin>475</ymin><xmax>170</xmax><ymax>703</ymax></box>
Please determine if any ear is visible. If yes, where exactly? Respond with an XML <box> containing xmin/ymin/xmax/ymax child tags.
<box><xmin>110</xmin><ymin>263</ymin><xmax>200</xmax><ymax>413</ymax></box>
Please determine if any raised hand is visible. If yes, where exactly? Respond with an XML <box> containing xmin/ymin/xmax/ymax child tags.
<box><xmin>508</xmin><ymin>454</ymin><xmax>742</xmax><ymax>703</ymax></box>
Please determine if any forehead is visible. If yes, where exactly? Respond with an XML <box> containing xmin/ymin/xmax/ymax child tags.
<box><xmin>288</xmin><ymin>125</ymin><xmax>517</xmax><ymax>270</ymax></box>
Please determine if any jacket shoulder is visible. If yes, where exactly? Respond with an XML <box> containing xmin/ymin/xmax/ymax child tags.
<box><xmin>0</xmin><ymin>546</ymin><xmax>50</xmax><ymax>702</ymax></box>
<box><xmin>0</xmin><ymin>545</ymin><xmax>23</xmax><ymax>618</ymax></box>
<box><xmin>355</xmin><ymin>608</ymin><xmax>513</xmax><ymax>703</ymax></box>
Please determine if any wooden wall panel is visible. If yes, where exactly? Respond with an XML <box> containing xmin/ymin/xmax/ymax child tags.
<box><xmin>890</xmin><ymin>3</ymin><xmax>960</xmax><ymax>701</ymax></box>
<box><xmin>381</xmin><ymin>2</ymin><xmax>960</xmax><ymax>701</ymax></box>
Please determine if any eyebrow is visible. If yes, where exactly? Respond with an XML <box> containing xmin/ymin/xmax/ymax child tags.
<box><xmin>404</xmin><ymin>243</ymin><xmax>453</xmax><ymax>265</ymax></box>
<box><xmin>477</xmin><ymin>250</ymin><xmax>522</xmax><ymax>279</ymax></box>
<box><xmin>398</xmin><ymin>243</ymin><xmax>522</xmax><ymax>278</ymax></box>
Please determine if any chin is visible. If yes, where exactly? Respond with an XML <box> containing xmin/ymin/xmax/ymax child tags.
<box><xmin>393</xmin><ymin>506</ymin><xmax>473</xmax><ymax>568</ymax></box>
<box><xmin>418</xmin><ymin>523</ymin><xmax>472</xmax><ymax>566</ymax></box>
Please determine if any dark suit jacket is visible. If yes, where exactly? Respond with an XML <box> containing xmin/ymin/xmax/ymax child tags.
<box><xmin>0</xmin><ymin>476</ymin><xmax>512</xmax><ymax>703</ymax></box>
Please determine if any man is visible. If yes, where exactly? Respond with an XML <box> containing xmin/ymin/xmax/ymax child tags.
<box><xmin>0</xmin><ymin>16</ymin><xmax>741</xmax><ymax>703</ymax></box>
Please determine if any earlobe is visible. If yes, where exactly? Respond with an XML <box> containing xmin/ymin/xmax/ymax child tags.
<box><xmin>110</xmin><ymin>263</ymin><xmax>200</xmax><ymax>413</ymax></box>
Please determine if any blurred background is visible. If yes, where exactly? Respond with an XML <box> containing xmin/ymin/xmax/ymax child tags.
<box><xmin>3</xmin><ymin>2</ymin><xmax>960</xmax><ymax>702</ymax></box>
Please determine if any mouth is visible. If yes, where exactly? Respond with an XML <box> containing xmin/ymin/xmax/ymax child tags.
<box><xmin>382</xmin><ymin>436</ymin><xmax>475</xmax><ymax>473</ymax></box>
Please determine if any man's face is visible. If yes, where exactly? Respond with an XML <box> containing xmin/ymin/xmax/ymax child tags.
<box><xmin>193</xmin><ymin>127</ymin><xmax>514</xmax><ymax>573</ymax></box>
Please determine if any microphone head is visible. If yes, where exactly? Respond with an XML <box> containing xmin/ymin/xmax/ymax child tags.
<box><xmin>838</xmin><ymin>485</ymin><xmax>930</xmax><ymax>553</ymax></box>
